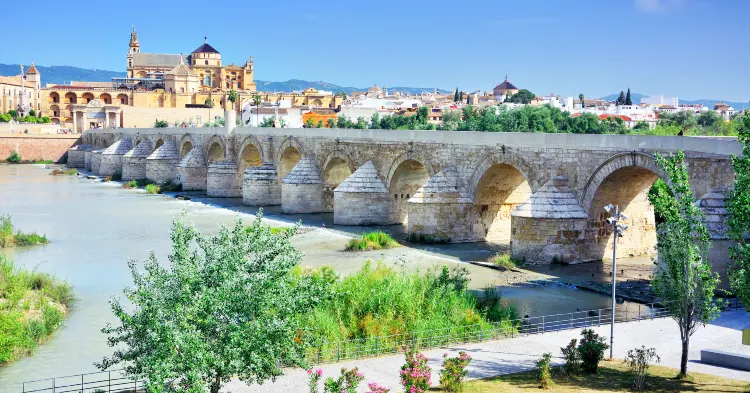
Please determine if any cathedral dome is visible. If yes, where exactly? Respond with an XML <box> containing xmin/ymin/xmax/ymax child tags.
<box><xmin>192</xmin><ymin>38</ymin><xmax>219</xmax><ymax>54</ymax></box>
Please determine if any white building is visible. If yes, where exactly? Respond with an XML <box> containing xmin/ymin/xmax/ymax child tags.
<box><xmin>640</xmin><ymin>95</ymin><xmax>679</xmax><ymax>107</ymax></box>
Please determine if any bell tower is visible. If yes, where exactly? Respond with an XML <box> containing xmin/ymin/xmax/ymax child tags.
<box><xmin>127</xmin><ymin>26</ymin><xmax>140</xmax><ymax>77</ymax></box>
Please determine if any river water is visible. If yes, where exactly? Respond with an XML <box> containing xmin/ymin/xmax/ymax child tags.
<box><xmin>0</xmin><ymin>165</ymin><xmax>646</xmax><ymax>390</ymax></box>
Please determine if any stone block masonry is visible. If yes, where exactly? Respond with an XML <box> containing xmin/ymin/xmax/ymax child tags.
<box><xmin>0</xmin><ymin>135</ymin><xmax>79</xmax><ymax>163</ymax></box>
<box><xmin>80</xmin><ymin>127</ymin><xmax>741</xmax><ymax>269</ymax></box>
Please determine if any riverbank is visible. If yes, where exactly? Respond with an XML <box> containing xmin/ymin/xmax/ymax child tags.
<box><xmin>0</xmin><ymin>215</ymin><xmax>48</xmax><ymax>248</ymax></box>
<box><xmin>0</xmin><ymin>257</ymin><xmax>74</xmax><ymax>365</ymax></box>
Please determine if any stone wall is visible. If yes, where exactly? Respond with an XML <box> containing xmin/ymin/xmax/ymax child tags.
<box><xmin>511</xmin><ymin>217</ymin><xmax>587</xmax><ymax>264</ymax></box>
<box><xmin>0</xmin><ymin>135</ymin><xmax>79</xmax><ymax>163</ymax></box>
<box><xmin>146</xmin><ymin>159</ymin><xmax>178</xmax><ymax>183</ymax></box>
<box><xmin>207</xmin><ymin>161</ymin><xmax>241</xmax><ymax>197</ymax></box>
<box><xmin>282</xmin><ymin>183</ymin><xmax>323</xmax><ymax>213</ymax></box>
<box><xmin>123</xmin><ymin>156</ymin><xmax>147</xmax><ymax>180</ymax></box>
<box><xmin>334</xmin><ymin>192</ymin><xmax>390</xmax><ymax>225</ymax></box>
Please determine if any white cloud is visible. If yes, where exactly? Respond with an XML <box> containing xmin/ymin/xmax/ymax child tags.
<box><xmin>635</xmin><ymin>0</ymin><xmax>685</xmax><ymax>13</ymax></box>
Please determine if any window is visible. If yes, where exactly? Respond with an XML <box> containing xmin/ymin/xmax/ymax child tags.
<box><xmin>180</xmin><ymin>87</ymin><xmax>185</xmax><ymax>93</ymax></box>
<box><xmin>205</xmin><ymin>60</ymin><xmax>208</xmax><ymax>65</ymax></box>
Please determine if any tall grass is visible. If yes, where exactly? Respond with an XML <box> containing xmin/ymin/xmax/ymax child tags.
<box><xmin>0</xmin><ymin>215</ymin><xmax>48</xmax><ymax>248</ymax></box>
<box><xmin>490</xmin><ymin>253</ymin><xmax>522</xmax><ymax>270</ymax></box>
<box><xmin>345</xmin><ymin>231</ymin><xmax>399</xmax><ymax>251</ymax></box>
<box><xmin>145</xmin><ymin>184</ymin><xmax>161</xmax><ymax>194</ymax></box>
<box><xmin>296</xmin><ymin>262</ymin><xmax>516</xmax><ymax>344</ymax></box>
<box><xmin>0</xmin><ymin>256</ymin><xmax>74</xmax><ymax>364</ymax></box>
<box><xmin>49</xmin><ymin>168</ymin><xmax>78</xmax><ymax>176</ymax></box>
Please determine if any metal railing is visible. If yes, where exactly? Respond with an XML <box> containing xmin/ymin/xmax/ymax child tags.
<box><xmin>17</xmin><ymin>298</ymin><xmax>743</xmax><ymax>393</ymax></box>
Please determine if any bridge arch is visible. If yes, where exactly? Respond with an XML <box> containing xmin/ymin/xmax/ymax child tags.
<box><xmin>386</xmin><ymin>151</ymin><xmax>435</xmax><ymax>224</ymax></box>
<box><xmin>205</xmin><ymin>135</ymin><xmax>226</xmax><ymax>164</ymax></box>
<box><xmin>237</xmin><ymin>136</ymin><xmax>264</xmax><ymax>173</ymax></box>
<box><xmin>470</xmin><ymin>152</ymin><xmax>534</xmax><ymax>243</ymax></box>
<box><xmin>581</xmin><ymin>152</ymin><xmax>668</xmax><ymax>261</ymax></box>
<box><xmin>320</xmin><ymin>149</ymin><xmax>354</xmax><ymax>211</ymax></box>
<box><xmin>276</xmin><ymin>137</ymin><xmax>304</xmax><ymax>180</ymax></box>
<box><xmin>179</xmin><ymin>134</ymin><xmax>195</xmax><ymax>160</ymax></box>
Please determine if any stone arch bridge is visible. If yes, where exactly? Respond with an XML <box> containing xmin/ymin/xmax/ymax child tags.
<box><xmin>71</xmin><ymin>127</ymin><xmax>740</xmax><ymax>273</ymax></box>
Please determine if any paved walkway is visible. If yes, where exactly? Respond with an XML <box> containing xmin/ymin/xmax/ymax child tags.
<box><xmin>224</xmin><ymin>310</ymin><xmax>750</xmax><ymax>392</ymax></box>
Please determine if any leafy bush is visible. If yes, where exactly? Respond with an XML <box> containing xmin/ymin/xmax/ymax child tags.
<box><xmin>345</xmin><ymin>231</ymin><xmax>398</xmax><ymax>251</ymax></box>
<box><xmin>490</xmin><ymin>253</ymin><xmax>520</xmax><ymax>270</ymax></box>
<box><xmin>578</xmin><ymin>328</ymin><xmax>609</xmax><ymax>373</ymax></box>
<box><xmin>145</xmin><ymin>184</ymin><xmax>160</xmax><ymax>194</ymax></box>
<box><xmin>0</xmin><ymin>215</ymin><xmax>48</xmax><ymax>248</ymax></box>
<box><xmin>400</xmin><ymin>351</ymin><xmax>431</xmax><ymax>393</ymax></box>
<box><xmin>160</xmin><ymin>180</ymin><xmax>182</xmax><ymax>192</ymax></box>
<box><xmin>365</xmin><ymin>383</ymin><xmax>390</xmax><ymax>393</ymax></box>
<box><xmin>307</xmin><ymin>368</ymin><xmax>323</xmax><ymax>393</ymax></box>
<box><xmin>475</xmin><ymin>285</ymin><xmax>518</xmax><ymax>322</ymax></box>
<box><xmin>7</xmin><ymin>150</ymin><xmax>21</xmax><ymax>164</ymax></box>
<box><xmin>440</xmin><ymin>351</ymin><xmax>472</xmax><ymax>392</ymax></box>
<box><xmin>560</xmin><ymin>338</ymin><xmax>580</xmax><ymax>375</ymax></box>
<box><xmin>625</xmin><ymin>346</ymin><xmax>660</xmax><ymax>390</ymax></box>
<box><xmin>154</xmin><ymin>119</ymin><xmax>169</xmax><ymax>128</ymax></box>
<box><xmin>122</xmin><ymin>180</ymin><xmax>139</xmax><ymax>189</ymax></box>
<box><xmin>535</xmin><ymin>353</ymin><xmax>554</xmax><ymax>389</ymax></box>
<box><xmin>49</xmin><ymin>168</ymin><xmax>77</xmax><ymax>176</ymax></box>
<box><xmin>322</xmin><ymin>367</ymin><xmax>364</xmax><ymax>393</ymax></box>
<box><xmin>110</xmin><ymin>171</ymin><xmax>122</xmax><ymax>181</ymax></box>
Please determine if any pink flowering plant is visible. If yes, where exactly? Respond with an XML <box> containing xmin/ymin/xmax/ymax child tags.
<box><xmin>399</xmin><ymin>351</ymin><xmax>432</xmax><ymax>393</ymax></box>
<box><xmin>307</xmin><ymin>368</ymin><xmax>323</xmax><ymax>393</ymax></box>
<box><xmin>439</xmin><ymin>351</ymin><xmax>472</xmax><ymax>392</ymax></box>
<box><xmin>366</xmin><ymin>382</ymin><xmax>391</xmax><ymax>393</ymax></box>
<box><xmin>323</xmin><ymin>367</ymin><xmax>365</xmax><ymax>393</ymax></box>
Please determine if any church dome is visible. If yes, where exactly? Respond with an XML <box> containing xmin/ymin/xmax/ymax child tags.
<box><xmin>192</xmin><ymin>38</ymin><xmax>219</xmax><ymax>54</ymax></box>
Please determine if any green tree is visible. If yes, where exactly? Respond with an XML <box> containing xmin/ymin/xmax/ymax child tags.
<box><xmin>8</xmin><ymin>110</ymin><xmax>18</xmax><ymax>119</ymax></box>
<box><xmin>727</xmin><ymin>113</ymin><xmax>750</xmax><ymax>307</ymax></box>
<box><xmin>617</xmin><ymin>91</ymin><xmax>625</xmax><ymax>105</ymax></box>
<box><xmin>648</xmin><ymin>178</ymin><xmax>677</xmax><ymax>225</ymax></box>
<box><xmin>227</xmin><ymin>89</ymin><xmax>238</xmax><ymax>109</ymax></box>
<box><xmin>459</xmin><ymin>91</ymin><xmax>464</xmax><ymax>102</ymax></box>
<box><xmin>625</xmin><ymin>88</ymin><xmax>632</xmax><ymax>105</ymax></box>
<box><xmin>326</xmin><ymin>118</ymin><xmax>336</xmax><ymax>128</ymax></box>
<box><xmin>369</xmin><ymin>112</ymin><xmax>380</xmax><ymax>129</ymax></box>
<box><xmin>28</xmin><ymin>109</ymin><xmax>36</xmax><ymax>117</ymax></box>
<box><xmin>505</xmin><ymin>89</ymin><xmax>535</xmax><ymax>104</ymax></box>
<box><xmin>98</xmin><ymin>215</ymin><xmax>315</xmax><ymax>393</ymax></box>
<box><xmin>355</xmin><ymin>116</ymin><xmax>368</xmax><ymax>129</ymax></box>
<box><xmin>454</xmin><ymin>87</ymin><xmax>459</xmax><ymax>102</ymax></box>
<box><xmin>651</xmin><ymin>150</ymin><xmax>721</xmax><ymax>378</ymax></box>
<box><xmin>579</xmin><ymin>93</ymin><xmax>585</xmax><ymax>108</ymax></box>
<box><xmin>304</xmin><ymin>118</ymin><xmax>314</xmax><ymax>128</ymax></box>
<box><xmin>154</xmin><ymin>119</ymin><xmax>169</xmax><ymax>128</ymax></box>
<box><xmin>204</xmin><ymin>98</ymin><xmax>214</xmax><ymax>108</ymax></box>
<box><xmin>633</xmin><ymin>121</ymin><xmax>650</xmax><ymax>132</ymax></box>
<box><xmin>252</xmin><ymin>94</ymin><xmax>262</xmax><ymax>126</ymax></box>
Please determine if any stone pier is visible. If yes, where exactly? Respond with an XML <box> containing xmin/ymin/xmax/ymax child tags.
<box><xmin>146</xmin><ymin>140</ymin><xmax>179</xmax><ymax>184</ymax></box>
<box><xmin>334</xmin><ymin>160</ymin><xmax>390</xmax><ymax>225</ymax></box>
<box><xmin>122</xmin><ymin>140</ymin><xmax>153</xmax><ymax>181</ymax></box>
<box><xmin>282</xmin><ymin>157</ymin><xmax>323</xmax><ymax>214</ymax></box>
<box><xmin>99</xmin><ymin>138</ymin><xmax>132</xmax><ymax>176</ymax></box>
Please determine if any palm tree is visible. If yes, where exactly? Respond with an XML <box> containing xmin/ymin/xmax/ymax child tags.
<box><xmin>252</xmin><ymin>94</ymin><xmax>262</xmax><ymax>127</ymax></box>
<box><xmin>227</xmin><ymin>90</ymin><xmax>238</xmax><ymax>111</ymax></box>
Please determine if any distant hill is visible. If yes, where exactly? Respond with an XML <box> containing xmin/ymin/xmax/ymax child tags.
<box><xmin>603</xmin><ymin>92</ymin><xmax>748</xmax><ymax>110</ymax></box>
<box><xmin>0</xmin><ymin>63</ymin><xmax>125</xmax><ymax>86</ymax></box>
<box><xmin>0</xmin><ymin>63</ymin><xmax>449</xmax><ymax>95</ymax></box>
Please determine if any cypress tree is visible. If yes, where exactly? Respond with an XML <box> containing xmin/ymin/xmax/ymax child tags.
<box><xmin>617</xmin><ymin>91</ymin><xmax>625</xmax><ymax>105</ymax></box>
<box><xmin>625</xmin><ymin>88</ymin><xmax>633</xmax><ymax>105</ymax></box>
<box><xmin>454</xmin><ymin>87</ymin><xmax>459</xmax><ymax>102</ymax></box>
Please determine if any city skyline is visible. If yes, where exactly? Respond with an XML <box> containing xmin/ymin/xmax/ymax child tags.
<box><xmin>3</xmin><ymin>0</ymin><xmax>749</xmax><ymax>101</ymax></box>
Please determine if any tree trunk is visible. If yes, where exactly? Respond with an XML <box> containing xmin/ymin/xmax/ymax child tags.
<box><xmin>210</xmin><ymin>373</ymin><xmax>221</xmax><ymax>393</ymax></box>
<box><xmin>680</xmin><ymin>335</ymin><xmax>689</xmax><ymax>377</ymax></box>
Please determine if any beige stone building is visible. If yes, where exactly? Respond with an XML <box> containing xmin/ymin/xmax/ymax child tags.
<box><xmin>1</xmin><ymin>63</ymin><xmax>41</xmax><ymax>114</ymax></box>
<box><xmin>40</xmin><ymin>28</ymin><xmax>342</xmax><ymax>130</ymax></box>
<box><xmin>492</xmin><ymin>75</ymin><xmax>519</xmax><ymax>100</ymax></box>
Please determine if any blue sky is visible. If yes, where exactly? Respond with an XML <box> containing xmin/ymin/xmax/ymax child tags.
<box><xmin>4</xmin><ymin>0</ymin><xmax>749</xmax><ymax>101</ymax></box>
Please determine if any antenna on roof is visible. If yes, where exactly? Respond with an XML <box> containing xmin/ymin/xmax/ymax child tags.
<box><xmin>204</xmin><ymin>36</ymin><xmax>207</xmax><ymax>43</ymax></box>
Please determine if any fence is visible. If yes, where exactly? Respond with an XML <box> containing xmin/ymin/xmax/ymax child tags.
<box><xmin>17</xmin><ymin>298</ymin><xmax>743</xmax><ymax>393</ymax></box>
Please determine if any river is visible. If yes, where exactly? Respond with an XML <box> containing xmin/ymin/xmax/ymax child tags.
<box><xmin>0</xmin><ymin>165</ymin><xmax>648</xmax><ymax>390</ymax></box>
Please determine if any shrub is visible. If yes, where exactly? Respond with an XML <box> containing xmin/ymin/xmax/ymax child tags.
<box><xmin>366</xmin><ymin>383</ymin><xmax>390</xmax><ymax>393</ymax></box>
<box><xmin>160</xmin><ymin>180</ymin><xmax>182</xmax><ymax>192</ymax></box>
<box><xmin>322</xmin><ymin>367</ymin><xmax>364</xmax><ymax>393</ymax></box>
<box><xmin>122</xmin><ymin>180</ymin><xmax>138</xmax><ymax>189</ymax></box>
<box><xmin>7</xmin><ymin>150</ymin><xmax>21</xmax><ymax>164</ymax></box>
<box><xmin>440</xmin><ymin>351</ymin><xmax>472</xmax><ymax>392</ymax></box>
<box><xmin>49</xmin><ymin>168</ymin><xmax>77</xmax><ymax>176</ymax></box>
<box><xmin>560</xmin><ymin>338</ymin><xmax>580</xmax><ymax>375</ymax></box>
<box><xmin>0</xmin><ymin>215</ymin><xmax>48</xmax><ymax>247</ymax></box>
<box><xmin>625</xmin><ymin>346</ymin><xmax>660</xmax><ymax>390</ymax></box>
<box><xmin>154</xmin><ymin>119</ymin><xmax>169</xmax><ymax>128</ymax></box>
<box><xmin>489</xmin><ymin>253</ymin><xmax>520</xmax><ymax>270</ymax></box>
<box><xmin>110</xmin><ymin>171</ymin><xmax>122</xmax><ymax>181</ymax></box>
<box><xmin>345</xmin><ymin>231</ymin><xmax>398</xmax><ymax>251</ymax></box>
<box><xmin>307</xmin><ymin>368</ymin><xmax>323</xmax><ymax>393</ymax></box>
<box><xmin>145</xmin><ymin>184</ymin><xmax>161</xmax><ymax>194</ymax></box>
<box><xmin>400</xmin><ymin>351</ymin><xmax>431</xmax><ymax>393</ymax></box>
<box><xmin>535</xmin><ymin>352</ymin><xmax>554</xmax><ymax>389</ymax></box>
<box><xmin>578</xmin><ymin>328</ymin><xmax>609</xmax><ymax>373</ymax></box>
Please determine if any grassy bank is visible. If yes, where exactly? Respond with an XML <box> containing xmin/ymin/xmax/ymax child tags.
<box><xmin>122</xmin><ymin>179</ymin><xmax>182</xmax><ymax>194</ymax></box>
<box><xmin>49</xmin><ymin>168</ymin><xmax>77</xmax><ymax>176</ymax></box>
<box><xmin>345</xmin><ymin>231</ymin><xmax>399</xmax><ymax>251</ymax></box>
<box><xmin>296</xmin><ymin>262</ymin><xmax>517</xmax><ymax>345</ymax></box>
<box><xmin>460</xmin><ymin>361</ymin><xmax>749</xmax><ymax>392</ymax></box>
<box><xmin>0</xmin><ymin>256</ymin><xmax>74</xmax><ymax>364</ymax></box>
<box><xmin>0</xmin><ymin>215</ymin><xmax>48</xmax><ymax>248</ymax></box>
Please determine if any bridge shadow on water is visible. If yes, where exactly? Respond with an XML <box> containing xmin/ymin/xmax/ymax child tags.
<box><xmin>177</xmin><ymin>192</ymin><xmax>506</xmax><ymax>264</ymax></box>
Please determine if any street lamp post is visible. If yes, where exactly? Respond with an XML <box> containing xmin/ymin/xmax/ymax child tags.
<box><xmin>604</xmin><ymin>204</ymin><xmax>628</xmax><ymax>360</ymax></box>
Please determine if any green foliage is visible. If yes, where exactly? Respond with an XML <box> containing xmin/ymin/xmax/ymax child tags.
<box><xmin>625</xmin><ymin>346</ymin><xmax>660</xmax><ymax>390</ymax></box>
<box><xmin>0</xmin><ymin>113</ymin><xmax>11</xmax><ymax>122</ymax></box>
<box><xmin>322</xmin><ymin>367</ymin><xmax>365</xmax><ymax>393</ymax></box>
<box><xmin>8</xmin><ymin>110</ymin><xmax>18</xmax><ymax>118</ymax></box>
<box><xmin>227</xmin><ymin>90</ymin><xmax>238</xmax><ymax>104</ymax></box>
<box><xmin>578</xmin><ymin>328</ymin><xmax>609</xmax><ymax>374</ymax></box>
<box><xmin>490</xmin><ymin>253</ymin><xmax>519</xmax><ymax>270</ymax></box>
<box><xmin>475</xmin><ymin>285</ymin><xmax>518</xmax><ymax>322</ymax></box>
<box><xmin>727</xmin><ymin>113</ymin><xmax>750</xmax><ymax>308</ymax></box>
<box><xmin>160</xmin><ymin>180</ymin><xmax>182</xmax><ymax>192</ymax></box>
<box><xmin>0</xmin><ymin>256</ymin><xmax>73</xmax><ymax>364</ymax></box>
<box><xmin>345</xmin><ymin>231</ymin><xmax>398</xmax><ymax>251</ymax></box>
<box><xmin>625</xmin><ymin>89</ymin><xmax>633</xmax><ymax>106</ymax></box>
<box><xmin>153</xmin><ymin>119</ymin><xmax>169</xmax><ymax>128</ymax></box>
<box><xmin>110</xmin><ymin>171</ymin><xmax>122</xmax><ymax>181</ymax></box>
<box><xmin>7</xmin><ymin>150</ymin><xmax>21</xmax><ymax>164</ymax></box>
<box><xmin>0</xmin><ymin>215</ymin><xmax>48</xmax><ymax>248</ymax></box>
<box><xmin>122</xmin><ymin>180</ymin><xmax>138</xmax><ymax>189</ymax></box>
<box><xmin>28</xmin><ymin>109</ymin><xmax>36</xmax><ymax>117</ymax></box>
<box><xmin>440</xmin><ymin>351</ymin><xmax>472</xmax><ymax>392</ymax></box>
<box><xmin>617</xmin><ymin>91</ymin><xmax>626</xmax><ymax>105</ymax></box>
<box><xmin>535</xmin><ymin>352</ymin><xmax>554</xmax><ymax>389</ymax></box>
<box><xmin>454</xmin><ymin>87</ymin><xmax>459</xmax><ymax>102</ymax></box>
<box><xmin>400</xmin><ymin>351</ymin><xmax>431</xmax><ymax>393</ymax></box>
<box><xmin>98</xmin><ymin>214</ymin><xmax>315</xmax><ymax>393</ymax></box>
<box><xmin>651</xmin><ymin>150</ymin><xmax>721</xmax><ymax>377</ymax></box>
<box><xmin>49</xmin><ymin>168</ymin><xmax>78</xmax><ymax>176</ymax></box>
<box><xmin>647</xmin><ymin>178</ymin><xmax>677</xmax><ymax>225</ymax></box>
<box><xmin>561</xmin><ymin>338</ymin><xmax>581</xmax><ymax>375</ymax></box>
<box><xmin>144</xmin><ymin>184</ymin><xmax>160</xmax><ymax>194</ymax></box>
<box><xmin>204</xmin><ymin>98</ymin><xmax>214</xmax><ymax>108</ymax></box>
<box><xmin>505</xmin><ymin>89</ymin><xmax>536</xmax><ymax>104</ymax></box>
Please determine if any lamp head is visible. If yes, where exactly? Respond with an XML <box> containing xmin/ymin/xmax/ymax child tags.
<box><xmin>619</xmin><ymin>212</ymin><xmax>628</xmax><ymax>220</ymax></box>
<box><xmin>604</xmin><ymin>204</ymin><xmax>614</xmax><ymax>213</ymax></box>
<box><xmin>606</xmin><ymin>217</ymin><xmax>615</xmax><ymax>225</ymax></box>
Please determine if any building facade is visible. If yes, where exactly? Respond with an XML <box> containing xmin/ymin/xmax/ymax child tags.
<box><xmin>1</xmin><ymin>63</ymin><xmax>41</xmax><ymax>115</ymax></box>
